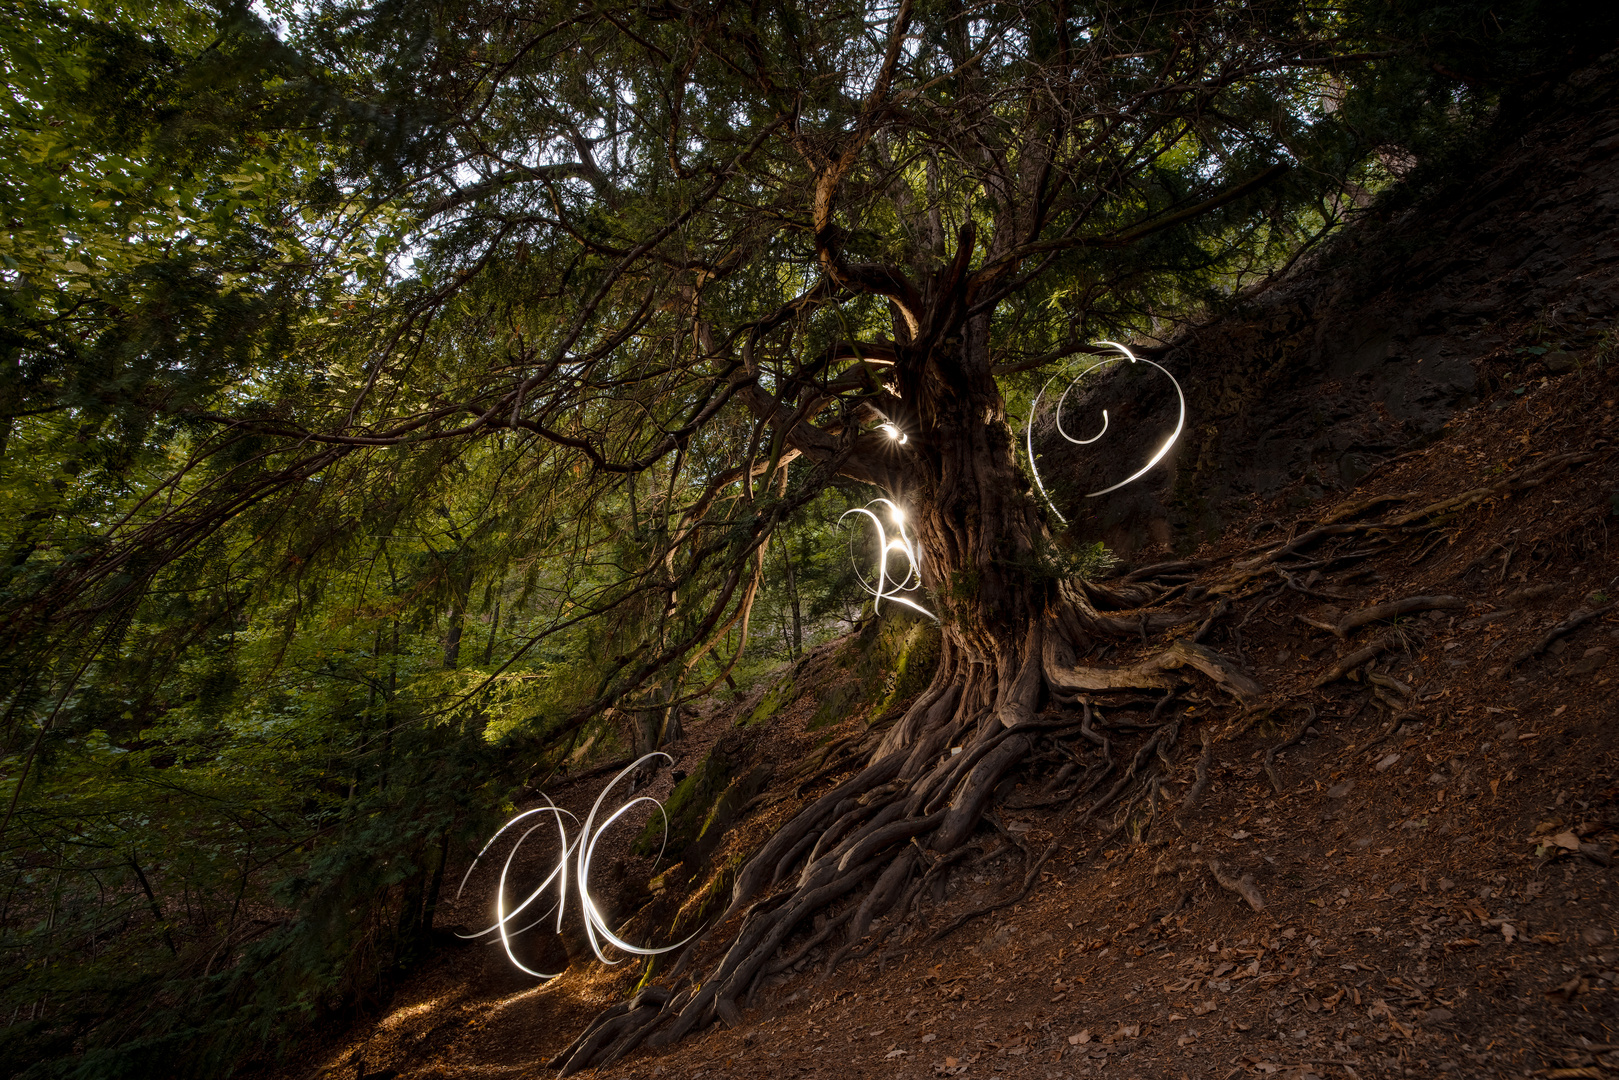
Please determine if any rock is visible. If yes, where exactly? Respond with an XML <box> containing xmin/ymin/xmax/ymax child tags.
<box><xmin>1424</xmin><ymin>1007</ymin><xmax>1455</xmax><ymax>1023</ymax></box>
<box><xmin>1376</xmin><ymin>753</ymin><xmax>1402</xmax><ymax>772</ymax></box>
<box><xmin>1503</xmin><ymin>584</ymin><xmax>1560</xmax><ymax>606</ymax></box>
<box><xmin>1582</xmin><ymin>927</ymin><xmax>1612</xmax><ymax>946</ymax></box>
<box><xmin>1568</xmin><ymin>648</ymin><xmax>1609</xmax><ymax>676</ymax></box>
<box><xmin>976</xmin><ymin>924</ymin><xmax>1015</xmax><ymax>954</ymax></box>
<box><xmin>1544</xmin><ymin>351</ymin><xmax>1577</xmax><ymax>372</ymax></box>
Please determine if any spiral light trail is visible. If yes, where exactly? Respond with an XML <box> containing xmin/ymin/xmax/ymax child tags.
<box><xmin>455</xmin><ymin>752</ymin><xmax>697</xmax><ymax>978</ymax></box>
<box><xmin>1025</xmin><ymin>340</ymin><xmax>1187</xmax><ymax>524</ymax></box>
<box><xmin>841</xmin><ymin>497</ymin><xmax>936</xmax><ymax>622</ymax></box>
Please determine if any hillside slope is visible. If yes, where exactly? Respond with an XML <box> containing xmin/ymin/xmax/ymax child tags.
<box><xmin>267</xmin><ymin>87</ymin><xmax>1619</xmax><ymax>1080</ymax></box>
<box><xmin>278</xmin><ymin>358</ymin><xmax>1618</xmax><ymax>1080</ymax></box>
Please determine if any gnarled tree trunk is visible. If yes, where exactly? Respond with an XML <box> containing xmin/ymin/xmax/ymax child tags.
<box><xmin>557</xmin><ymin>299</ymin><xmax>1217</xmax><ymax>1076</ymax></box>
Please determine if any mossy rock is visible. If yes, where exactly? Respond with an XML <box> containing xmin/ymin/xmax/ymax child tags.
<box><xmin>828</xmin><ymin>610</ymin><xmax>941</xmax><ymax>723</ymax></box>
<box><xmin>808</xmin><ymin>678</ymin><xmax>859</xmax><ymax>730</ymax></box>
<box><xmin>631</xmin><ymin>733</ymin><xmax>772</xmax><ymax>864</ymax></box>
<box><xmin>739</xmin><ymin>676</ymin><xmax>794</xmax><ymax>727</ymax></box>
<box><xmin>633</xmin><ymin>744</ymin><xmax>735</xmax><ymax>858</ymax></box>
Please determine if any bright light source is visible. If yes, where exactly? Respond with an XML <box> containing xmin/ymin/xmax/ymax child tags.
<box><xmin>456</xmin><ymin>754</ymin><xmax>697</xmax><ymax>978</ymax></box>
<box><xmin>1024</xmin><ymin>340</ymin><xmax>1187</xmax><ymax>524</ymax></box>
<box><xmin>878</xmin><ymin>422</ymin><xmax>908</xmax><ymax>444</ymax></box>
<box><xmin>841</xmin><ymin>498</ymin><xmax>936</xmax><ymax>622</ymax></box>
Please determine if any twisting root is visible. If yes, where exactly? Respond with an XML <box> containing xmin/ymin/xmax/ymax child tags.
<box><xmin>1153</xmin><ymin>855</ymin><xmax>1266</xmax><ymax>913</ymax></box>
<box><xmin>1179</xmin><ymin>730</ymin><xmax>1214</xmax><ymax>813</ymax></box>
<box><xmin>1504</xmin><ymin>602</ymin><xmax>1615</xmax><ymax>671</ymax></box>
<box><xmin>1334</xmin><ymin>595</ymin><xmax>1465</xmax><ymax>638</ymax></box>
<box><xmin>562</xmin><ymin>594</ymin><xmax>1266</xmax><ymax>1071</ymax></box>
<box><xmin>1313</xmin><ymin>632</ymin><xmax>1395</xmax><ymax>687</ymax></box>
<box><xmin>1208</xmin><ymin>859</ymin><xmax>1266</xmax><ymax>912</ymax></box>
<box><xmin>1262</xmin><ymin>705</ymin><xmax>1318</xmax><ymax>795</ymax></box>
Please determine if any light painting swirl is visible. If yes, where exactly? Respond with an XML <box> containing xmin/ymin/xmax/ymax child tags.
<box><xmin>1025</xmin><ymin>340</ymin><xmax>1187</xmax><ymax>524</ymax></box>
<box><xmin>454</xmin><ymin>752</ymin><xmax>697</xmax><ymax>978</ymax></box>
<box><xmin>840</xmin><ymin>498</ymin><xmax>936</xmax><ymax>622</ymax></box>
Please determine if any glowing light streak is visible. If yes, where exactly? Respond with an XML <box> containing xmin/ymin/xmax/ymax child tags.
<box><xmin>878</xmin><ymin>422</ymin><xmax>909</xmax><ymax>444</ymax></box>
<box><xmin>455</xmin><ymin>753</ymin><xmax>697</xmax><ymax>978</ymax></box>
<box><xmin>841</xmin><ymin>498</ymin><xmax>936</xmax><ymax>621</ymax></box>
<box><xmin>1025</xmin><ymin>340</ymin><xmax>1187</xmax><ymax>524</ymax></box>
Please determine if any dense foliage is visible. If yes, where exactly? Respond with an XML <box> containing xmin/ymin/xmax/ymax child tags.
<box><xmin>1</xmin><ymin>0</ymin><xmax>1611</xmax><ymax>1074</ymax></box>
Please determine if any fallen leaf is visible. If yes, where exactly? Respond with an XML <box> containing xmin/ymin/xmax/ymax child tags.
<box><xmin>944</xmin><ymin>1056</ymin><xmax>959</xmax><ymax>1067</ymax></box>
<box><xmin>1068</xmin><ymin>1030</ymin><xmax>1091</xmax><ymax>1045</ymax></box>
<box><xmin>1552</xmin><ymin>831</ymin><xmax>1582</xmax><ymax>851</ymax></box>
<box><xmin>1546</xmin><ymin>975</ymin><xmax>1587</xmax><ymax>1000</ymax></box>
<box><xmin>921</xmin><ymin>1033</ymin><xmax>937</xmax><ymax>1043</ymax></box>
<box><xmin>1119</xmin><ymin>1023</ymin><xmax>1141</xmax><ymax>1038</ymax></box>
<box><xmin>885</xmin><ymin>1048</ymin><xmax>907</xmax><ymax>1059</ymax></box>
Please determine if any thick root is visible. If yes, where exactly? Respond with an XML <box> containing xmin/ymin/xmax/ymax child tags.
<box><xmin>1153</xmin><ymin>855</ymin><xmax>1266</xmax><ymax>913</ymax></box>
<box><xmin>564</xmin><ymin>585</ymin><xmax>1282</xmax><ymax>1072</ymax></box>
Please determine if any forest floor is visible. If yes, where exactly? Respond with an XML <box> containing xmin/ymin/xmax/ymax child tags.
<box><xmin>269</xmin><ymin>351</ymin><xmax>1619</xmax><ymax>1080</ymax></box>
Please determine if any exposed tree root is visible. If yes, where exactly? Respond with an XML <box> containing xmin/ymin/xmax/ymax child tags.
<box><xmin>1208</xmin><ymin>860</ymin><xmax>1266</xmax><ymax>912</ymax></box>
<box><xmin>1153</xmin><ymin>854</ymin><xmax>1265</xmax><ymax>912</ymax></box>
<box><xmin>1044</xmin><ymin>635</ymin><xmax>1260</xmax><ymax>702</ymax></box>
<box><xmin>1262</xmin><ymin>705</ymin><xmax>1318</xmax><ymax>794</ymax></box>
<box><xmin>1178</xmin><ymin>730</ymin><xmax>1214</xmax><ymax>813</ymax></box>
<box><xmin>1312</xmin><ymin>633</ymin><xmax>1396</xmax><ymax>687</ymax></box>
<box><xmin>1504</xmin><ymin>602</ymin><xmax>1616</xmax><ymax>671</ymax></box>
<box><xmin>559</xmin><ymin>491</ymin><xmax>1533</xmax><ymax>1069</ymax></box>
<box><xmin>1335</xmin><ymin>595</ymin><xmax>1465</xmax><ymax>637</ymax></box>
<box><xmin>553</xmin><ymin>585</ymin><xmax>1280</xmax><ymax>1070</ymax></box>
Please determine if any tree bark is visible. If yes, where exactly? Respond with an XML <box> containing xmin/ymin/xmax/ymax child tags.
<box><xmin>568</xmin><ymin>206</ymin><xmax>1252</xmax><ymax>1075</ymax></box>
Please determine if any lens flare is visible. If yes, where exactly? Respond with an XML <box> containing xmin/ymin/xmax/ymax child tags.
<box><xmin>1025</xmin><ymin>340</ymin><xmax>1187</xmax><ymax>524</ymax></box>
<box><xmin>455</xmin><ymin>753</ymin><xmax>698</xmax><ymax>978</ymax></box>
<box><xmin>841</xmin><ymin>498</ymin><xmax>936</xmax><ymax>621</ymax></box>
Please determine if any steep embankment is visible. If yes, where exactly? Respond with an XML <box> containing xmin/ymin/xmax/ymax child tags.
<box><xmin>1041</xmin><ymin>78</ymin><xmax>1619</xmax><ymax>561</ymax></box>
<box><xmin>269</xmin><ymin>89</ymin><xmax>1619</xmax><ymax>1080</ymax></box>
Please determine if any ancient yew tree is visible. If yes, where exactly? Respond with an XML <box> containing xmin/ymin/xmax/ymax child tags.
<box><xmin>6</xmin><ymin>0</ymin><xmax>1586</xmax><ymax>1071</ymax></box>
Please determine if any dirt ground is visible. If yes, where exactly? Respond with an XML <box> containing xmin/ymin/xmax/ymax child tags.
<box><xmin>262</xmin><ymin>341</ymin><xmax>1619</xmax><ymax>1080</ymax></box>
